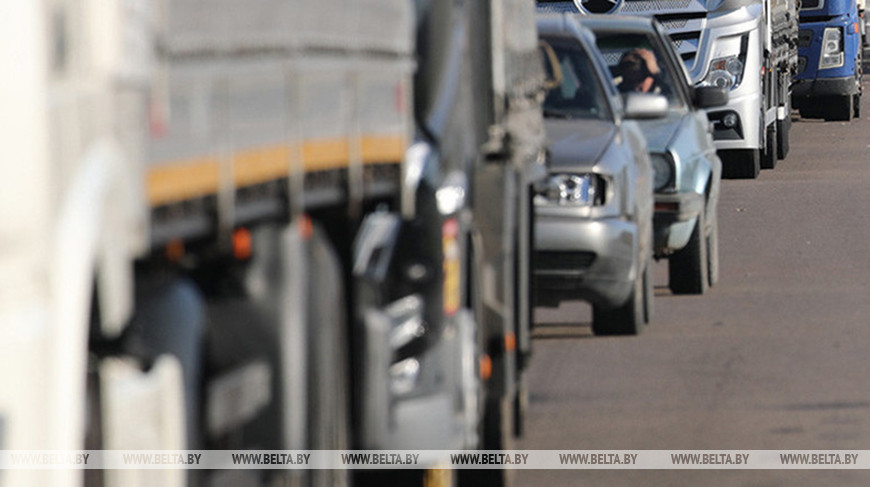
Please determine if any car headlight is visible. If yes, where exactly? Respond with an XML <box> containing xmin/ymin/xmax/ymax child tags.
<box><xmin>701</xmin><ymin>55</ymin><xmax>746</xmax><ymax>90</ymax></box>
<box><xmin>820</xmin><ymin>27</ymin><xmax>845</xmax><ymax>69</ymax></box>
<box><xmin>650</xmin><ymin>153</ymin><xmax>675</xmax><ymax>191</ymax></box>
<box><xmin>534</xmin><ymin>173</ymin><xmax>605</xmax><ymax>207</ymax></box>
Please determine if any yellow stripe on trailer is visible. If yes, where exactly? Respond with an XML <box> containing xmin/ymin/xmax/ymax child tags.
<box><xmin>233</xmin><ymin>145</ymin><xmax>291</xmax><ymax>188</ymax></box>
<box><xmin>147</xmin><ymin>135</ymin><xmax>406</xmax><ymax>207</ymax></box>
<box><xmin>147</xmin><ymin>159</ymin><xmax>220</xmax><ymax>207</ymax></box>
<box><xmin>362</xmin><ymin>135</ymin><xmax>406</xmax><ymax>164</ymax></box>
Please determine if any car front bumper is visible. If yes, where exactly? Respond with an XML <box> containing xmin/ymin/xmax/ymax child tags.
<box><xmin>534</xmin><ymin>214</ymin><xmax>638</xmax><ymax>309</ymax></box>
<box><xmin>792</xmin><ymin>76</ymin><xmax>861</xmax><ymax>101</ymax></box>
<box><xmin>653</xmin><ymin>191</ymin><xmax>704</xmax><ymax>257</ymax></box>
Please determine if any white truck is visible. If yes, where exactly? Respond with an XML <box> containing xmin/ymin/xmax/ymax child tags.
<box><xmin>537</xmin><ymin>0</ymin><xmax>799</xmax><ymax>178</ymax></box>
<box><xmin>0</xmin><ymin>0</ymin><xmax>545</xmax><ymax>486</ymax></box>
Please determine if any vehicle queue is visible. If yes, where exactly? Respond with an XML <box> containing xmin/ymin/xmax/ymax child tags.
<box><xmin>531</xmin><ymin>8</ymin><xmax>863</xmax><ymax>336</ymax></box>
<box><xmin>1</xmin><ymin>1</ymin><xmax>862</xmax><ymax>484</ymax></box>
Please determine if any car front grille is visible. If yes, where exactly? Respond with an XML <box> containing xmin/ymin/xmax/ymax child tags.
<box><xmin>535</xmin><ymin>251</ymin><xmax>596</xmax><ymax>273</ymax></box>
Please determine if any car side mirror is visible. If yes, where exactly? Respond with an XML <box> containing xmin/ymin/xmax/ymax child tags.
<box><xmin>623</xmin><ymin>93</ymin><xmax>669</xmax><ymax>120</ymax></box>
<box><xmin>693</xmin><ymin>86</ymin><xmax>729</xmax><ymax>109</ymax></box>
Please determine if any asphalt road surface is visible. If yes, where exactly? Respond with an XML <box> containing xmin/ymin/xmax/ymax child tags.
<box><xmin>518</xmin><ymin>79</ymin><xmax>870</xmax><ymax>485</ymax></box>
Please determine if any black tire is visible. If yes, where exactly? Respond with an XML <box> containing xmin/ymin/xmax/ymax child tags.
<box><xmin>761</xmin><ymin>123</ymin><xmax>778</xmax><ymax>170</ymax></box>
<box><xmin>643</xmin><ymin>257</ymin><xmax>654</xmax><ymax>325</ymax></box>
<box><xmin>306</xmin><ymin>227</ymin><xmax>351</xmax><ymax>487</ymax></box>
<box><xmin>458</xmin><ymin>398</ymin><xmax>515</xmax><ymax>487</ymax></box>
<box><xmin>856</xmin><ymin>50</ymin><xmax>863</xmax><ymax>120</ymax></box>
<box><xmin>776</xmin><ymin>116</ymin><xmax>790</xmax><ymax>160</ymax></box>
<box><xmin>720</xmin><ymin>149</ymin><xmax>760</xmax><ymax>179</ymax></box>
<box><xmin>823</xmin><ymin>95</ymin><xmax>853</xmax><ymax>121</ymax></box>
<box><xmin>707</xmin><ymin>210</ymin><xmax>720</xmax><ymax>287</ymax></box>
<box><xmin>513</xmin><ymin>368</ymin><xmax>528</xmax><ymax>437</ymax></box>
<box><xmin>358</xmin><ymin>470</ymin><xmax>428</xmax><ymax>487</ymax></box>
<box><xmin>591</xmin><ymin>258</ymin><xmax>646</xmax><ymax>336</ymax></box>
<box><xmin>84</xmin><ymin>360</ymin><xmax>104</xmax><ymax>487</ymax></box>
<box><xmin>668</xmin><ymin>210</ymin><xmax>709</xmax><ymax>295</ymax></box>
<box><xmin>798</xmin><ymin>104</ymin><xmax>821</xmax><ymax>119</ymax></box>
<box><xmin>459</xmin><ymin>235</ymin><xmax>511</xmax><ymax>487</ymax></box>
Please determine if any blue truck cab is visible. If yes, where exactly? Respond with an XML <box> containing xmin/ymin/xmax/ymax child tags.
<box><xmin>793</xmin><ymin>0</ymin><xmax>863</xmax><ymax>121</ymax></box>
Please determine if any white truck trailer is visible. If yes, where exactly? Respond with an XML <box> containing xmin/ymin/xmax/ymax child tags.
<box><xmin>0</xmin><ymin>1</ymin><xmax>546</xmax><ymax>486</ymax></box>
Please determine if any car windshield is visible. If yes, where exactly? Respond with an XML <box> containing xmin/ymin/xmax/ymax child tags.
<box><xmin>594</xmin><ymin>32</ymin><xmax>686</xmax><ymax>110</ymax></box>
<box><xmin>540</xmin><ymin>36</ymin><xmax>613</xmax><ymax>121</ymax></box>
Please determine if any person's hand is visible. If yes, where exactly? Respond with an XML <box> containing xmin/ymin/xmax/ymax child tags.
<box><xmin>635</xmin><ymin>48</ymin><xmax>659</xmax><ymax>76</ymax></box>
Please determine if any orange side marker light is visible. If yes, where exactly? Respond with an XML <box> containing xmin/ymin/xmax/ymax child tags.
<box><xmin>480</xmin><ymin>354</ymin><xmax>493</xmax><ymax>381</ymax></box>
<box><xmin>233</xmin><ymin>228</ymin><xmax>252</xmax><ymax>260</ymax></box>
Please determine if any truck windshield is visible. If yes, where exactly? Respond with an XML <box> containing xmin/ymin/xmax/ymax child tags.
<box><xmin>541</xmin><ymin>36</ymin><xmax>613</xmax><ymax>121</ymax></box>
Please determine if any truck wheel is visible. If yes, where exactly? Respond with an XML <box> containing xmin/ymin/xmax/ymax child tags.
<box><xmin>458</xmin><ymin>397</ymin><xmax>515</xmax><ymax>487</ymax></box>
<box><xmin>719</xmin><ymin>149</ymin><xmax>760</xmax><ymax>179</ymax></box>
<box><xmin>668</xmin><ymin>210</ymin><xmax>709</xmax><ymax>295</ymax></box>
<box><xmin>776</xmin><ymin>116</ymin><xmax>790</xmax><ymax>160</ymax></box>
<box><xmin>854</xmin><ymin>94</ymin><xmax>861</xmax><ymax>118</ymax></box>
<box><xmin>513</xmin><ymin>369</ymin><xmax>528</xmax><ymax>437</ymax></box>
<box><xmin>823</xmin><ymin>95</ymin><xmax>853</xmax><ymax>121</ymax></box>
<box><xmin>761</xmin><ymin>123</ymin><xmax>778</xmax><ymax>170</ymax></box>
<box><xmin>798</xmin><ymin>104</ymin><xmax>821</xmax><ymax>119</ymax></box>
<box><xmin>252</xmin><ymin>222</ymin><xmax>350</xmax><ymax>487</ymax></box>
<box><xmin>84</xmin><ymin>362</ymin><xmax>104</xmax><ymax>487</ymax></box>
<box><xmin>304</xmin><ymin>226</ymin><xmax>351</xmax><ymax>487</ymax></box>
<box><xmin>707</xmin><ymin>210</ymin><xmax>720</xmax><ymax>287</ymax></box>
<box><xmin>591</xmin><ymin>258</ymin><xmax>646</xmax><ymax>336</ymax></box>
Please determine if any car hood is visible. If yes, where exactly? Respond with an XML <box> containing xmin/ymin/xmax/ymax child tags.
<box><xmin>635</xmin><ymin>111</ymin><xmax>687</xmax><ymax>153</ymax></box>
<box><xmin>545</xmin><ymin>118</ymin><xmax>617</xmax><ymax>170</ymax></box>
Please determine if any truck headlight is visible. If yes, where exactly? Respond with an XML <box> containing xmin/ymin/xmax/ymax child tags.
<box><xmin>702</xmin><ymin>55</ymin><xmax>746</xmax><ymax>90</ymax></box>
<box><xmin>650</xmin><ymin>153</ymin><xmax>675</xmax><ymax>191</ymax></box>
<box><xmin>534</xmin><ymin>173</ymin><xmax>605</xmax><ymax>207</ymax></box>
<box><xmin>820</xmin><ymin>27</ymin><xmax>845</xmax><ymax>69</ymax></box>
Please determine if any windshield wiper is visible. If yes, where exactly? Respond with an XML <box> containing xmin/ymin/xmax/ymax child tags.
<box><xmin>543</xmin><ymin>108</ymin><xmax>572</xmax><ymax>119</ymax></box>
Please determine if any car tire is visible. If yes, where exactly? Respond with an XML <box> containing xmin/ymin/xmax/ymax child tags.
<box><xmin>823</xmin><ymin>95</ymin><xmax>853</xmax><ymax>121</ymax></box>
<box><xmin>643</xmin><ymin>255</ymin><xmax>654</xmax><ymax>325</ymax></box>
<box><xmin>777</xmin><ymin>111</ymin><xmax>791</xmax><ymax>160</ymax></box>
<box><xmin>798</xmin><ymin>104</ymin><xmax>821</xmax><ymax>119</ymax></box>
<box><xmin>707</xmin><ymin>210</ymin><xmax>719</xmax><ymax>287</ymax></box>
<box><xmin>720</xmin><ymin>149</ymin><xmax>760</xmax><ymax>179</ymax></box>
<box><xmin>592</xmin><ymin>257</ymin><xmax>646</xmax><ymax>336</ymax></box>
<box><xmin>761</xmin><ymin>122</ymin><xmax>778</xmax><ymax>170</ymax></box>
<box><xmin>668</xmin><ymin>210</ymin><xmax>709</xmax><ymax>295</ymax></box>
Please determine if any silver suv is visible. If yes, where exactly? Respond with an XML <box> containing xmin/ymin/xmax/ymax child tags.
<box><xmin>534</xmin><ymin>14</ymin><xmax>666</xmax><ymax>335</ymax></box>
<box><xmin>583</xmin><ymin>15</ymin><xmax>727</xmax><ymax>295</ymax></box>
